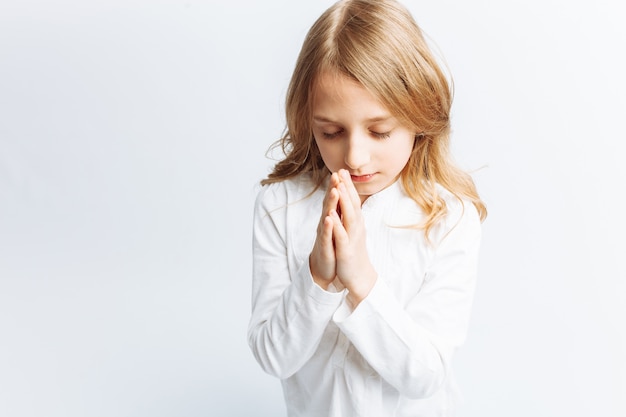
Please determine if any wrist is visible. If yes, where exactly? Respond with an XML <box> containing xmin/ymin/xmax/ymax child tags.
<box><xmin>345</xmin><ymin>272</ymin><xmax>377</xmax><ymax>308</ymax></box>
<box><xmin>313</xmin><ymin>275</ymin><xmax>332</xmax><ymax>290</ymax></box>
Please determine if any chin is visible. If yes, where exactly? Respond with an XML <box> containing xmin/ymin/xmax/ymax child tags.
<box><xmin>355</xmin><ymin>184</ymin><xmax>381</xmax><ymax>197</ymax></box>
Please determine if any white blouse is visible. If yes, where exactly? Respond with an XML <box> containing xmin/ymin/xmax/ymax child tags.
<box><xmin>248</xmin><ymin>174</ymin><xmax>482</xmax><ymax>417</ymax></box>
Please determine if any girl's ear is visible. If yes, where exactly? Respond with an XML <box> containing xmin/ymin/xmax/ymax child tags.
<box><xmin>413</xmin><ymin>132</ymin><xmax>425</xmax><ymax>145</ymax></box>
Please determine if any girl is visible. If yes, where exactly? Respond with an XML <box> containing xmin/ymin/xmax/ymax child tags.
<box><xmin>248</xmin><ymin>0</ymin><xmax>487</xmax><ymax>415</ymax></box>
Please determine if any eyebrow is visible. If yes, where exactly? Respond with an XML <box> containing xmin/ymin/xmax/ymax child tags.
<box><xmin>312</xmin><ymin>115</ymin><xmax>393</xmax><ymax>123</ymax></box>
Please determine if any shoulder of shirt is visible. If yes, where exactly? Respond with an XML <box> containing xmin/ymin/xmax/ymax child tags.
<box><xmin>433</xmin><ymin>183</ymin><xmax>481</xmax><ymax>232</ymax></box>
<box><xmin>254</xmin><ymin>173</ymin><xmax>321</xmax><ymax>211</ymax></box>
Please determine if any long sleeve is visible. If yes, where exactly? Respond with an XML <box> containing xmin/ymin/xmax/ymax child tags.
<box><xmin>333</xmin><ymin>197</ymin><xmax>482</xmax><ymax>399</ymax></box>
<box><xmin>247</xmin><ymin>178</ymin><xmax>483</xmax><ymax>416</ymax></box>
<box><xmin>247</xmin><ymin>182</ymin><xmax>344</xmax><ymax>379</ymax></box>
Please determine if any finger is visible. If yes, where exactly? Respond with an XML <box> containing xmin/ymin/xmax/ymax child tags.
<box><xmin>320</xmin><ymin>215</ymin><xmax>336</xmax><ymax>258</ymax></box>
<box><xmin>328</xmin><ymin>171</ymin><xmax>340</xmax><ymax>196</ymax></box>
<box><xmin>320</xmin><ymin>172</ymin><xmax>336</xmax><ymax>209</ymax></box>
<box><xmin>318</xmin><ymin>188</ymin><xmax>339</xmax><ymax>237</ymax></box>
<box><xmin>326</xmin><ymin>186</ymin><xmax>340</xmax><ymax>217</ymax></box>
<box><xmin>336</xmin><ymin>181</ymin><xmax>356</xmax><ymax>226</ymax></box>
<box><xmin>339</xmin><ymin>169</ymin><xmax>362</xmax><ymax>209</ymax></box>
<box><xmin>325</xmin><ymin>173</ymin><xmax>341</xmax><ymax>209</ymax></box>
<box><xmin>329</xmin><ymin>209</ymin><xmax>349</xmax><ymax>247</ymax></box>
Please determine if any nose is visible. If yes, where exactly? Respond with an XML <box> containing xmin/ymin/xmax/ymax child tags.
<box><xmin>344</xmin><ymin>134</ymin><xmax>370</xmax><ymax>170</ymax></box>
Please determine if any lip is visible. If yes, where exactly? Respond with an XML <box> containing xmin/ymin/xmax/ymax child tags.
<box><xmin>350</xmin><ymin>173</ymin><xmax>376</xmax><ymax>183</ymax></box>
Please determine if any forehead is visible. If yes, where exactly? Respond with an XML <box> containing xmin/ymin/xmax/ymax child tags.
<box><xmin>311</xmin><ymin>71</ymin><xmax>390</xmax><ymax>118</ymax></box>
<box><xmin>313</xmin><ymin>71</ymin><xmax>368</xmax><ymax>100</ymax></box>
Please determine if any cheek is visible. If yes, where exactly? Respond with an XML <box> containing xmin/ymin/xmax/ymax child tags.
<box><xmin>388</xmin><ymin>137</ymin><xmax>415</xmax><ymax>170</ymax></box>
<box><xmin>314</xmin><ymin>139</ymin><xmax>339</xmax><ymax>168</ymax></box>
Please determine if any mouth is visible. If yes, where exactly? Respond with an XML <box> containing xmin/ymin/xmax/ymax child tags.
<box><xmin>350</xmin><ymin>173</ymin><xmax>376</xmax><ymax>183</ymax></box>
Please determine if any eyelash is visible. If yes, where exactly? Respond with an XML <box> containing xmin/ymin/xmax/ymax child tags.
<box><xmin>322</xmin><ymin>131</ymin><xmax>342</xmax><ymax>139</ymax></box>
<box><xmin>372</xmin><ymin>131</ymin><xmax>391</xmax><ymax>140</ymax></box>
<box><xmin>321</xmin><ymin>130</ymin><xmax>391</xmax><ymax>140</ymax></box>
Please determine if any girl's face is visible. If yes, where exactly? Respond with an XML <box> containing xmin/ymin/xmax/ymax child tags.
<box><xmin>311</xmin><ymin>71</ymin><xmax>416</xmax><ymax>204</ymax></box>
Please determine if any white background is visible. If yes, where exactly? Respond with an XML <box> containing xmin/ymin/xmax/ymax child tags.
<box><xmin>1</xmin><ymin>0</ymin><xmax>624</xmax><ymax>416</ymax></box>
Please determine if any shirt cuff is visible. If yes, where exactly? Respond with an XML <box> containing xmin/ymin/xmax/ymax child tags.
<box><xmin>332</xmin><ymin>276</ymin><xmax>392</xmax><ymax>324</ymax></box>
<box><xmin>295</xmin><ymin>259</ymin><xmax>345</xmax><ymax>306</ymax></box>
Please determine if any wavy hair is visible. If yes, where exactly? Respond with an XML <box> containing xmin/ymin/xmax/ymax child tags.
<box><xmin>263</xmin><ymin>0</ymin><xmax>487</xmax><ymax>236</ymax></box>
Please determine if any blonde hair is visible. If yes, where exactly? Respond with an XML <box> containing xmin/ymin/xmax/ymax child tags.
<box><xmin>263</xmin><ymin>0</ymin><xmax>487</xmax><ymax>236</ymax></box>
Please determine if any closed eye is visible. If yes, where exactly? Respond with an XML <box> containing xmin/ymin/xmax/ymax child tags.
<box><xmin>322</xmin><ymin>130</ymin><xmax>343</xmax><ymax>139</ymax></box>
<box><xmin>371</xmin><ymin>131</ymin><xmax>391</xmax><ymax>139</ymax></box>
